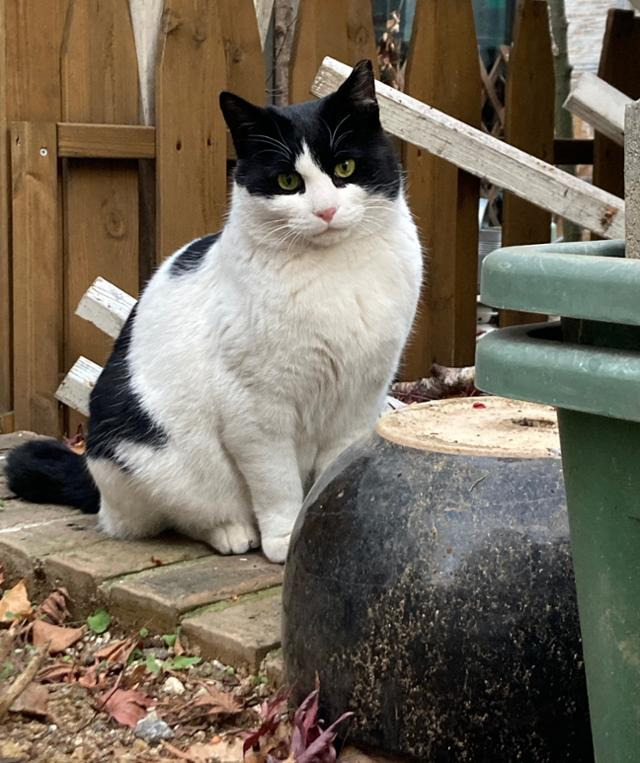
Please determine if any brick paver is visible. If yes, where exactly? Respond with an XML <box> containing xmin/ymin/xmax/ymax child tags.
<box><xmin>0</xmin><ymin>432</ymin><xmax>287</xmax><ymax>671</ymax></box>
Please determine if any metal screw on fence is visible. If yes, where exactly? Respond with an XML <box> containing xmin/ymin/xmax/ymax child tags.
<box><xmin>39</xmin><ymin>147</ymin><xmax>48</xmax><ymax>157</ymax></box>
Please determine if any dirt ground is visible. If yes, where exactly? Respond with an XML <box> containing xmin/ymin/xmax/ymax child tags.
<box><xmin>0</xmin><ymin>578</ymin><xmax>358</xmax><ymax>763</ymax></box>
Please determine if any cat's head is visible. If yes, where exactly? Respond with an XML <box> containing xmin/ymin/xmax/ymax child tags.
<box><xmin>220</xmin><ymin>60</ymin><xmax>400</xmax><ymax>250</ymax></box>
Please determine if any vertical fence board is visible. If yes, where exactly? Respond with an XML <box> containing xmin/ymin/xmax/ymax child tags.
<box><xmin>219</xmin><ymin>0</ymin><xmax>265</xmax><ymax>103</ymax></box>
<box><xmin>11</xmin><ymin>122</ymin><xmax>62</xmax><ymax>436</ymax></box>
<box><xmin>219</xmin><ymin>0</ymin><xmax>265</xmax><ymax>161</ymax></box>
<box><xmin>500</xmin><ymin>0</ymin><xmax>554</xmax><ymax>327</ymax></box>
<box><xmin>156</xmin><ymin>0</ymin><xmax>227</xmax><ymax>262</ymax></box>
<box><xmin>347</xmin><ymin>0</ymin><xmax>378</xmax><ymax>73</ymax></box>
<box><xmin>401</xmin><ymin>0</ymin><xmax>480</xmax><ymax>377</ymax></box>
<box><xmin>0</xmin><ymin>0</ymin><xmax>68</xmax><ymax>431</ymax></box>
<box><xmin>592</xmin><ymin>9</ymin><xmax>640</xmax><ymax>200</ymax></box>
<box><xmin>289</xmin><ymin>0</ymin><xmax>349</xmax><ymax>104</ymax></box>
<box><xmin>61</xmin><ymin>0</ymin><xmax>140</xmax><ymax>432</ymax></box>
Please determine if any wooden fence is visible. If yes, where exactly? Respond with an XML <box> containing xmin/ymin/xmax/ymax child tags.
<box><xmin>0</xmin><ymin>0</ymin><xmax>635</xmax><ymax>437</ymax></box>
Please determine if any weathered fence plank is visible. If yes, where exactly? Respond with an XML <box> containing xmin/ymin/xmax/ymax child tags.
<box><xmin>219</xmin><ymin>0</ymin><xmax>265</xmax><ymax>103</ymax></box>
<box><xmin>312</xmin><ymin>58</ymin><xmax>625</xmax><ymax>240</ymax></box>
<box><xmin>402</xmin><ymin>0</ymin><xmax>480</xmax><ymax>376</ymax></box>
<box><xmin>501</xmin><ymin>0</ymin><xmax>554</xmax><ymax>328</ymax></box>
<box><xmin>61</xmin><ymin>0</ymin><xmax>140</xmax><ymax>431</ymax></box>
<box><xmin>76</xmin><ymin>277</ymin><xmax>135</xmax><ymax>339</ymax></box>
<box><xmin>0</xmin><ymin>0</ymin><xmax>69</xmax><ymax>432</ymax></box>
<box><xmin>592</xmin><ymin>9</ymin><xmax>640</xmax><ymax>201</ymax></box>
<box><xmin>564</xmin><ymin>73</ymin><xmax>629</xmax><ymax>147</ymax></box>
<box><xmin>11</xmin><ymin>122</ymin><xmax>62</xmax><ymax>436</ymax></box>
<box><xmin>155</xmin><ymin>0</ymin><xmax>227</xmax><ymax>263</ymax></box>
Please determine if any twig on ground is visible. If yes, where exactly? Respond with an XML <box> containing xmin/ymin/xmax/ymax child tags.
<box><xmin>0</xmin><ymin>642</ymin><xmax>49</xmax><ymax>720</ymax></box>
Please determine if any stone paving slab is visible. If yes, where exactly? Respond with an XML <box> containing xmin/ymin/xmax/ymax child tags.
<box><xmin>104</xmin><ymin>553</ymin><xmax>283</xmax><ymax>631</ymax></box>
<box><xmin>0</xmin><ymin>432</ymin><xmax>286</xmax><ymax>671</ymax></box>
<box><xmin>182</xmin><ymin>588</ymin><xmax>283</xmax><ymax>670</ymax></box>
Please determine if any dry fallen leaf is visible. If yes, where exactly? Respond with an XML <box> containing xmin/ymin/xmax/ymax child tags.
<box><xmin>0</xmin><ymin>579</ymin><xmax>32</xmax><ymax>622</ymax></box>
<box><xmin>37</xmin><ymin>662</ymin><xmax>76</xmax><ymax>684</ymax></box>
<box><xmin>193</xmin><ymin>684</ymin><xmax>243</xmax><ymax>718</ymax></box>
<box><xmin>99</xmin><ymin>687</ymin><xmax>154</xmax><ymax>728</ymax></box>
<box><xmin>94</xmin><ymin>636</ymin><xmax>136</xmax><ymax>664</ymax></box>
<box><xmin>9</xmin><ymin>682</ymin><xmax>49</xmax><ymax>718</ymax></box>
<box><xmin>32</xmin><ymin>620</ymin><xmax>84</xmax><ymax>654</ymax></box>
<box><xmin>63</xmin><ymin>425</ymin><xmax>86</xmax><ymax>455</ymax></box>
<box><xmin>38</xmin><ymin>587</ymin><xmax>70</xmax><ymax>625</ymax></box>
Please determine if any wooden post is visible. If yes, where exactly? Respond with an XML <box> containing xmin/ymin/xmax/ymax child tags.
<box><xmin>500</xmin><ymin>0</ymin><xmax>554</xmax><ymax>328</ymax></box>
<box><xmin>626</xmin><ymin>101</ymin><xmax>640</xmax><ymax>260</ymax></box>
<box><xmin>155</xmin><ymin>0</ymin><xmax>228</xmax><ymax>262</ymax></box>
<box><xmin>289</xmin><ymin>0</ymin><xmax>376</xmax><ymax>105</ymax></box>
<box><xmin>0</xmin><ymin>0</ymin><xmax>69</xmax><ymax>433</ymax></box>
<box><xmin>219</xmin><ymin>0</ymin><xmax>265</xmax><ymax>103</ymax></box>
<box><xmin>592</xmin><ymin>10</ymin><xmax>640</xmax><ymax>201</ymax></box>
<box><xmin>11</xmin><ymin>122</ymin><xmax>62</xmax><ymax>436</ymax></box>
<box><xmin>61</xmin><ymin>0</ymin><xmax>141</xmax><ymax>432</ymax></box>
<box><xmin>401</xmin><ymin>0</ymin><xmax>480</xmax><ymax>377</ymax></box>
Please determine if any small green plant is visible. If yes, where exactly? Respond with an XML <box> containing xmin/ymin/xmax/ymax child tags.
<box><xmin>87</xmin><ymin>609</ymin><xmax>111</xmax><ymax>634</ymax></box>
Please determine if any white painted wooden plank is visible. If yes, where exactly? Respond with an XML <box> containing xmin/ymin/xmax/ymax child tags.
<box><xmin>311</xmin><ymin>57</ymin><xmax>625</xmax><ymax>239</ymax></box>
<box><xmin>75</xmin><ymin>276</ymin><xmax>136</xmax><ymax>339</ymax></box>
<box><xmin>626</xmin><ymin>100</ymin><xmax>640</xmax><ymax>259</ymax></box>
<box><xmin>55</xmin><ymin>356</ymin><xmax>102</xmax><ymax>417</ymax></box>
<box><xmin>253</xmin><ymin>0</ymin><xmax>274</xmax><ymax>51</ymax></box>
<box><xmin>564</xmin><ymin>72</ymin><xmax>630</xmax><ymax>146</ymax></box>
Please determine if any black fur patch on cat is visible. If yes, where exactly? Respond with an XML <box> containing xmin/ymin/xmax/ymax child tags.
<box><xmin>220</xmin><ymin>60</ymin><xmax>400</xmax><ymax>200</ymax></box>
<box><xmin>87</xmin><ymin>305</ymin><xmax>168</xmax><ymax>465</ymax></box>
<box><xmin>170</xmin><ymin>232</ymin><xmax>220</xmax><ymax>277</ymax></box>
<box><xmin>6</xmin><ymin>439</ymin><xmax>100</xmax><ymax>513</ymax></box>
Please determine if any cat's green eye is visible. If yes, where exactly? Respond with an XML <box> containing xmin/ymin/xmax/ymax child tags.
<box><xmin>277</xmin><ymin>173</ymin><xmax>301</xmax><ymax>191</ymax></box>
<box><xmin>334</xmin><ymin>159</ymin><xmax>356</xmax><ymax>178</ymax></box>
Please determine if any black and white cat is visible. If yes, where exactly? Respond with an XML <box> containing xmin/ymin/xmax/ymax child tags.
<box><xmin>7</xmin><ymin>60</ymin><xmax>422</xmax><ymax>564</ymax></box>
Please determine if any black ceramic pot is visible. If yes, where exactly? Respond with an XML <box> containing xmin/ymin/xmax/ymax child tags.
<box><xmin>282</xmin><ymin>398</ymin><xmax>592</xmax><ymax>762</ymax></box>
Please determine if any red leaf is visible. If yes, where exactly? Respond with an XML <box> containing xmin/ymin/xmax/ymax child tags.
<box><xmin>472</xmin><ymin>402</ymin><xmax>487</xmax><ymax>409</ymax></box>
<box><xmin>98</xmin><ymin>687</ymin><xmax>154</xmax><ymax>728</ymax></box>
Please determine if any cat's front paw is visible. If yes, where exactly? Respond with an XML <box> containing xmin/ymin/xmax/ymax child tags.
<box><xmin>209</xmin><ymin>521</ymin><xmax>260</xmax><ymax>555</ymax></box>
<box><xmin>261</xmin><ymin>533</ymin><xmax>291</xmax><ymax>564</ymax></box>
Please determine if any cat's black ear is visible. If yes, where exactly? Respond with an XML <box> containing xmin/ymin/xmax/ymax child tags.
<box><xmin>219</xmin><ymin>92</ymin><xmax>264</xmax><ymax>156</ymax></box>
<box><xmin>335</xmin><ymin>60</ymin><xmax>377</xmax><ymax>108</ymax></box>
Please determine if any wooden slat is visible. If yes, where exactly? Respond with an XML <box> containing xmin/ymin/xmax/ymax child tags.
<box><xmin>61</xmin><ymin>0</ymin><xmax>141</xmax><ymax>432</ymax></box>
<box><xmin>564</xmin><ymin>73</ymin><xmax>629</xmax><ymax>147</ymax></box>
<box><xmin>219</xmin><ymin>0</ymin><xmax>265</xmax><ymax>160</ymax></box>
<box><xmin>401</xmin><ymin>0</ymin><xmax>480</xmax><ymax>376</ymax></box>
<box><xmin>312</xmin><ymin>58</ymin><xmax>626</xmax><ymax>240</ymax></box>
<box><xmin>57</xmin><ymin>123</ymin><xmax>155</xmax><ymax>158</ymax></box>
<box><xmin>0</xmin><ymin>0</ymin><xmax>69</xmax><ymax>428</ymax></box>
<box><xmin>155</xmin><ymin>0</ymin><xmax>227</xmax><ymax>262</ymax></box>
<box><xmin>501</xmin><ymin>0</ymin><xmax>554</xmax><ymax>328</ymax></box>
<box><xmin>347</xmin><ymin>0</ymin><xmax>378</xmax><ymax>73</ymax></box>
<box><xmin>553</xmin><ymin>138</ymin><xmax>594</xmax><ymax>166</ymax></box>
<box><xmin>289</xmin><ymin>1</ymin><xmax>350</xmax><ymax>104</ymax></box>
<box><xmin>592</xmin><ymin>10</ymin><xmax>640</xmax><ymax>201</ymax></box>
<box><xmin>76</xmin><ymin>277</ymin><xmax>135</xmax><ymax>339</ymax></box>
<box><xmin>11</xmin><ymin>122</ymin><xmax>62</xmax><ymax>436</ymax></box>
<box><xmin>55</xmin><ymin>356</ymin><xmax>102</xmax><ymax>418</ymax></box>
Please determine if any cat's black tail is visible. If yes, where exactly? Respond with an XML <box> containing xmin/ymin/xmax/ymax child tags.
<box><xmin>5</xmin><ymin>440</ymin><xmax>100</xmax><ymax>514</ymax></box>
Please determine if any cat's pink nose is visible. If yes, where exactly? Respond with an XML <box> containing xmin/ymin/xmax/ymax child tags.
<box><xmin>315</xmin><ymin>206</ymin><xmax>337</xmax><ymax>223</ymax></box>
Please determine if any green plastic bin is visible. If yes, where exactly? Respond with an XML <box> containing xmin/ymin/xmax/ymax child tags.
<box><xmin>476</xmin><ymin>240</ymin><xmax>640</xmax><ymax>763</ymax></box>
